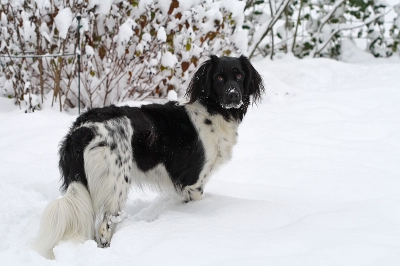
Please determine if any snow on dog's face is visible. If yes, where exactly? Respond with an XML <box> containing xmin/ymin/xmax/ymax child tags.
<box><xmin>186</xmin><ymin>55</ymin><xmax>265</xmax><ymax>122</ymax></box>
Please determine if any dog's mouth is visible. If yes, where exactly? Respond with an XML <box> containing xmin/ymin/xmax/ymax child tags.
<box><xmin>220</xmin><ymin>100</ymin><xmax>243</xmax><ymax>109</ymax></box>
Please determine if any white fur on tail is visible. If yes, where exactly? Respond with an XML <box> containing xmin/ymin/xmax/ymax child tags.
<box><xmin>33</xmin><ymin>182</ymin><xmax>94</xmax><ymax>259</ymax></box>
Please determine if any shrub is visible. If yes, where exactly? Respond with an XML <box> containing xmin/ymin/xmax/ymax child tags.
<box><xmin>0</xmin><ymin>0</ymin><xmax>245</xmax><ymax>111</ymax></box>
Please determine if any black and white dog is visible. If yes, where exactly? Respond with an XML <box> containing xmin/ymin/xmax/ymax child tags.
<box><xmin>34</xmin><ymin>55</ymin><xmax>264</xmax><ymax>258</ymax></box>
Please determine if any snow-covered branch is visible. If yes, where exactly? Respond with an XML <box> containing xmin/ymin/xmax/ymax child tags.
<box><xmin>312</xmin><ymin>0</ymin><xmax>346</xmax><ymax>57</ymax></box>
<box><xmin>312</xmin><ymin>10</ymin><xmax>390</xmax><ymax>57</ymax></box>
<box><xmin>318</xmin><ymin>0</ymin><xmax>347</xmax><ymax>33</ymax></box>
<box><xmin>248</xmin><ymin>0</ymin><xmax>292</xmax><ymax>59</ymax></box>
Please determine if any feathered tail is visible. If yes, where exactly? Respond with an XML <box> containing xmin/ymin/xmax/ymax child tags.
<box><xmin>33</xmin><ymin>182</ymin><xmax>94</xmax><ymax>259</ymax></box>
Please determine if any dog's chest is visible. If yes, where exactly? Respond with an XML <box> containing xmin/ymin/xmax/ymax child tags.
<box><xmin>185</xmin><ymin>103</ymin><xmax>238</xmax><ymax>180</ymax></box>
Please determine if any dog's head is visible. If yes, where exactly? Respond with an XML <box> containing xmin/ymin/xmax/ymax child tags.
<box><xmin>186</xmin><ymin>55</ymin><xmax>264</xmax><ymax>121</ymax></box>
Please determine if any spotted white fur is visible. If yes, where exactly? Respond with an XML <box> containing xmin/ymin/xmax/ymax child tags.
<box><xmin>183</xmin><ymin>102</ymin><xmax>238</xmax><ymax>201</ymax></box>
<box><xmin>82</xmin><ymin>117</ymin><xmax>133</xmax><ymax>246</ymax></box>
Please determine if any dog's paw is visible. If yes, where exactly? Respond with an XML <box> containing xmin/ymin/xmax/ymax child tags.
<box><xmin>96</xmin><ymin>212</ymin><xmax>126</xmax><ymax>248</ymax></box>
<box><xmin>98</xmin><ymin>239</ymin><xmax>110</xmax><ymax>248</ymax></box>
<box><xmin>97</xmin><ymin>219</ymin><xmax>112</xmax><ymax>248</ymax></box>
<box><xmin>183</xmin><ymin>186</ymin><xmax>203</xmax><ymax>203</ymax></box>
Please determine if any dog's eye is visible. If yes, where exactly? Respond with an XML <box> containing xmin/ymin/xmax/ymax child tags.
<box><xmin>216</xmin><ymin>76</ymin><xmax>224</xmax><ymax>82</ymax></box>
<box><xmin>236</xmin><ymin>73</ymin><xmax>243</xmax><ymax>80</ymax></box>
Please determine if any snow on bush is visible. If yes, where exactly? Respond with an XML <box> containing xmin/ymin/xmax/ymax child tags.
<box><xmin>244</xmin><ymin>0</ymin><xmax>400</xmax><ymax>59</ymax></box>
<box><xmin>0</xmin><ymin>0</ymin><xmax>244</xmax><ymax>111</ymax></box>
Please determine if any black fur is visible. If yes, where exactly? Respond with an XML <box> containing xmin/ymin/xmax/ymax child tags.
<box><xmin>128</xmin><ymin>102</ymin><xmax>205</xmax><ymax>190</ymax></box>
<box><xmin>59</xmin><ymin>126</ymin><xmax>94</xmax><ymax>192</ymax></box>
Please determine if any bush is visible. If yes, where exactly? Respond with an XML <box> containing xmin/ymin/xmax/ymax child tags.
<box><xmin>0</xmin><ymin>0</ymin><xmax>245</xmax><ymax>111</ymax></box>
<box><xmin>0</xmin><ymin>0</ymin><xmax>398</xmax><ymax>112</ymax></box>
<box><xmin>244</xmin><ymin>0</ymin><xmax>398</xmax><ymax>59</ymax></box>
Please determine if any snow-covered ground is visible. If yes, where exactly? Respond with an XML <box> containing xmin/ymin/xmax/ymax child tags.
<box><xmin>1</xmin><ymin>55</ymin><xmax>400</xmax><ymax>265</ymax></box>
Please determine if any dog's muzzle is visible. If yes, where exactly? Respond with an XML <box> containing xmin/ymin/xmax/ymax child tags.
<box><xmin>222</xmin><ymin>88</ymin><xmax>243</xmax><ymax>109</ymax></box>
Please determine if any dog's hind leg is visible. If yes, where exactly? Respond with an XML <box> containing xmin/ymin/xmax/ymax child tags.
<box><xmin>97</xmin><ymin>212</ymin><xmax>125</xmax><ymax>247</ymax></box>
<box><xmin>83</xmin><ymin>120</ymin><xmax>133</xmax><ymax>247</ymax></box>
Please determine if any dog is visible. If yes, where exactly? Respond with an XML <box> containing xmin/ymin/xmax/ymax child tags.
<box><xmin>34</xmin><ymin>55</ymin><xmax>264</xmax><ymax>259</ymax></box>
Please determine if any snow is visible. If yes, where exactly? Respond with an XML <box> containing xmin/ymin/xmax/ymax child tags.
<box><xmin>1</xmin><ymin>56</ymin><xmax>400</xmax><ymax>265</ymax></box>
<box><xmin>142</xmin><ymin>32</ymin><xmax>151</xmax><ymax>42</ymax></box>
<box><xmin>115</xmin><ymin>18</ymin><xmax>136</xmax><ymax>57</ymax></box>
<box><xmin>157</xmin><ymin>0</ymin><xmax>172</xmax><ymax>16</ymax></box>
<box><xmin>220</xmin><ymin>0</ymin><xmax>245</xmax><ymax>29</ymax></box>
<box><xmin>87</xmin><ymin>0</ymin><xmax>114</xmax><ymax>15</ymax></box>
<box><xmin>85</xmin><ymin>45</ymin><xmax>95</xmax><ymax>58</ymax></box>
<box><xmin>167</xmin><ymin>90</ymin><xmax>177</xmax><ymax>101</ymax></box>
<box><xmin>156</xmin><ymin>26</ymin><xmax>167</xmax><ymax>43</ymax></box>
<box><xmin>161</xmin><ymin>51</ymin><xmax>176</xmax><ymax>68</ymax></box>
<box><xmin>54</xmin><ymin>8</ymin><xmax>73</xmax><ymax>39</ymax></box>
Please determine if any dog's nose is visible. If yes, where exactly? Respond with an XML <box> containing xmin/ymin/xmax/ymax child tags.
<box><xmin>227</xmin><ymin>90</ymin><xmax>240</xmax><ymax>101</ymax></box>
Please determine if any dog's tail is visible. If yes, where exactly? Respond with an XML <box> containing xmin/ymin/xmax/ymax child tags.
<box><xmin>33</xmin><ymin>182</ymin><xmax>94</xmax><ymax>259</ymax></box>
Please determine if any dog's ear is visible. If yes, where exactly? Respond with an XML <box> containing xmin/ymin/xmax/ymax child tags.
<box><xmin>240</xmin><ymin>55</ymin><xmax>265</xmax><ymax>104</ymax></box>
<box><xmin>185</xmin><ymin>55</ymin><xmax>217</xmax><ymax>103</ymax></box>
